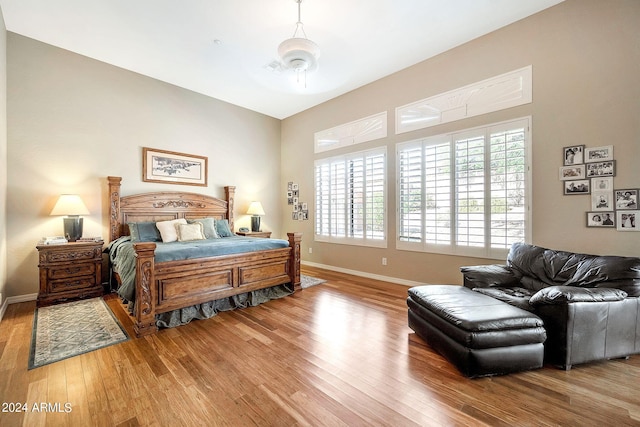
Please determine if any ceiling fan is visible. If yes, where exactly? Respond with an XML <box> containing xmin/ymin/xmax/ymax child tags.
<box><xmin>265</xmin><ymin>0</ymin><xmax>320</xmax><ymax>88</ymax></box>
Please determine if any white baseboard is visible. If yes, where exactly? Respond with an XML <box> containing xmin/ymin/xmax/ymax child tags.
<box><xmin>0</xmin><ymin>297</ymin><xmax>7</xmax><ymax>323</ymax></box>
<box><xmin>7</xmin><ymin>293</ymin><xmax>38</xmax><ymax>304</ymax></box>
<box><xmin>302</xmin><ymin>260</ymin><xmax>428</xmax><ymax>287</ymax></box>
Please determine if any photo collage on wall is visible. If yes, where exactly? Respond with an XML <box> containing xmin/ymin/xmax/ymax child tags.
<box><xmin>287</xmin><ymin>182</ymin><xmax>309</xmax><ymax>221</ymax></box>
<box><xmin>560</xmin><ymin>145</ymin><xmax>638</xmax><ymax>231</ymax></box>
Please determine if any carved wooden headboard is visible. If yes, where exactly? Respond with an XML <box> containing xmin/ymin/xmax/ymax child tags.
<box><xmin>108</xmin><ymin>176</ymin><xmax>235</xmax><ymax>242</ymax></box>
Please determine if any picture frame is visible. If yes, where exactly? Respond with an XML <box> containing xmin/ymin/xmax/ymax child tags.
<box><xmin>585</xmin><ymin>145</ymin><xmax>614</xmax><ymax>163</ymax></box>
<box><xmin>591</xmin><ymin>191</ymin><xmax>613</xmax><ymax>211</ymax></box>
<box><xmin>559</xmin><ymin>165</ymin><xmax>585</xmax><ymax>180</ymax></box>
<box><xmin>614</xmin><ymin>189</ymin><xmax>638</xmax><ymax>210</ymax></box>
<box><xmin>585</xmin><ymin>160</ymin><xmax>615</xmax><ymax>178</ymax></box>
<box><xmin>563</xmin><ymin>145</ymin><xmax>584</xmax><ymax>166</ymax></box>
<box><xmin>563</xmin><ymin>179</ymin><xmax>590</xmax><ymax>195</ymax></box>
<box><xmin>586</xmin><ymin>211</ymin><xmax>615</xmax><ymax>228</ymax></box>
<box><xmin>143</xmin><ymin>147</ymin><xmax>208</xmax><ymax>186</ymax></box>
<box><xmin>591</xmin><ymin>177</ymin><xmax>613</xmax><ymax>192</ymax></box>
<box><xmin>616</xmin><ymin>210</ymin><xmax>639</xmax><ymax>231</ymax></box>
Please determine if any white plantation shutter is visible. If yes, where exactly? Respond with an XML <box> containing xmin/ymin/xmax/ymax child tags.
<box><xmin>315</xmin><ymin>148</ymin><xmax>386</xmax><ymax>247</ymax></box>
<box><xmin>398</xmin><ymin>143</ymin><xmax>423</xmax><ymax>242</ymax></box>
<box><xmin>488</xmin><ymin>124</ymin><xmax>527</xmax><ymax>253</ymax></box>
<box><xmin>365</xmin><ymin>153</ymin><xmax>385</xmax><ymax>239</ymax></box>
<box><xmin>397</xmin><ymin>117</ymin><xmax>530</xmax><ymax>259</ymax></box>
<box><xmin>455</xmin><ymin>133</ymin><xmax>485</xmax><ymax>248</ymax></box>
<box><xmin>424</xmin><ymin>141</ymin><xmax>452</xmax><ymax>246</ymax></box>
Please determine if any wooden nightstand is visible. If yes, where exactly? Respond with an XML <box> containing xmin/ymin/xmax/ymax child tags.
<box><xmin>36</xmin><ymin>240</ymin><xmax>104</xmax><ymax>307</ymax></box>
<box><xmin>235</xmin><ymin>231</ymin><xmax>272</xmax><ymax>238</ymax></box>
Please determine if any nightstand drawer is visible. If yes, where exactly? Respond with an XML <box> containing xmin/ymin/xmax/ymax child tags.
<box><xmin>49</xmin><ymin>276</ymin><xmax>96</xmax><ymax>292</ymax></box>
<box><xmin>48</xmin><ymin>263</ymin><xmax>96</xmax><ymax>279</ymax></box>
<box><xmin>40</xmin><ymin>247</ymin><xmax>100</xmax><ymax>264</ymax></box>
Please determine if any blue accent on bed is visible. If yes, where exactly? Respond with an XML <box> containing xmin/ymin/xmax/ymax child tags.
<box><xmin>154</xmin><ymin>235</ymin><xmax>289</xmax><ymax>262</ymax></box>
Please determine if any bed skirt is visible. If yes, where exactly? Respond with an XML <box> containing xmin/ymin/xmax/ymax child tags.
<box><xmin>153</xmin><ymin>283</ymin><xmax>294</xmax><ymax>328</ymax></box>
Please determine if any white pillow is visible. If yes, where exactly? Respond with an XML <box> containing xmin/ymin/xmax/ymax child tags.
<box><xmin>176</xmin><ymin>223</ymin><xmax>206</xmax><ymax>242</ymax></box>
<box><xmin>156</xmin><ymin>218</ymin><xmax>187</xmax><ymax>242</ymax></box>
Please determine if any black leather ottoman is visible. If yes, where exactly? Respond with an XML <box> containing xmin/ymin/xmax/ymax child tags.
<box><xmin>407</xmin><ymin>285</ymin><xmax>546</xmax><ymax>378</ymax></box>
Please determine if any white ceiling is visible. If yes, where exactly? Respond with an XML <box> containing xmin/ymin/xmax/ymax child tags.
<box><xmin>0</xmin><ymin>0</ymin><xmax>563</xmax><ymax>119</ymax></box>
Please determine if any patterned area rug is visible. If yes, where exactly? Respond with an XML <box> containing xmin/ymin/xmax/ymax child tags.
<box><xmin>29</xmin><ymin>297</ymin><xmax>129</xmax><ymax>369</ymax></box>
<box><xmin>301</xmin><ymin>274</ymin><xmax>326</xmax><ymax>289</ymax></box>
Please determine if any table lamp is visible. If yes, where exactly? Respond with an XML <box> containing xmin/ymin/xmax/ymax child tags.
<box><xmin>50</xmin><ymin>194</ymin><xmax>90</xmax><ymax>242</ymax></box>
<box><xmin>246</xmin><ymin>201</ymin><xmax>265</xmax><ymax>232</ymax></box>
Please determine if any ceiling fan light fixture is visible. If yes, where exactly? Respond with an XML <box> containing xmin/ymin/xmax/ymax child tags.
<box><xmin>278</xmin><ymin>37</ymin><xmax>320</xmax><ymax>72</ymax></box>
<box><xmin>277</xmin><ymin>0</ymin><xmax>320</xmax><ymax>87</ymax></box>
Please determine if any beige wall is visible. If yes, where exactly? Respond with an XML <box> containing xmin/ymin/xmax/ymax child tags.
<box><xmin>0</xmin><ymin>9</ymin><xmax>6</xmax><ymax>309</ymax></box>
<box><xmin>6</xmin><ymin>34</ymin><xmax>282</xmax><ymax>298</ymax></box>
<box><xmin>281</xmin><ymin>0</ymin><xmax>640</xmax><ymax>285</ymax></box>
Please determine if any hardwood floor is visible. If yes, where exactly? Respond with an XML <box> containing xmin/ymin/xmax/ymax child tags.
<box><xmin>1</xmin><ymin>266</ymin><xmax>639</xmax><ymax>426</ymax></box>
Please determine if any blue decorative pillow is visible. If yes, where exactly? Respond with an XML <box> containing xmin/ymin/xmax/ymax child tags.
<box><xmin>215</xmin><ymin>219</ymin><xmax>234</xmax><ymax>237</ymax></box>
<box><xmin>128</xmin><ymin>222</ymin><xmax>161</xmax><ymax>242</ymax></box>
<box><xmin>187</xmin><ymin>218</ymin><xmax>219</xmax><ymax>239</ymax></box>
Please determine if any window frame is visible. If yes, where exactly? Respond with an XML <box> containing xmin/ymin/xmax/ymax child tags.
<box><xmin>315</xmin><ymin>147</ymin><xmax>387</xmax><ymax>248</ymax></box>
<box><xmin>396</xmin><ymin>117</ymin><xmax>532</xmax><ymax>260</ymax></box>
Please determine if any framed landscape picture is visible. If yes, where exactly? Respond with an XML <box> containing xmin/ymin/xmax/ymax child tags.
<box><xmin>143</xmin><ymin>147</ymin><xmax>208</xmax><ymax>186</ymax></box>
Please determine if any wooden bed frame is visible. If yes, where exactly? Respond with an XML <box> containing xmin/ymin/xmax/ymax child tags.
<box><xmin>107</xmin><ymin>176</ymin><xmax>301</xmax><ymax>337</ymax></box>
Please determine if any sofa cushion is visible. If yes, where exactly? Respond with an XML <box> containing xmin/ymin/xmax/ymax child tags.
<box><xmin>529</xmin><ymin>286</ymin><xmax>628</xmax><ymax>305</ymax></box>
<box><xmin>472</xmin><ymin>287</ymin><xmax>536</xmax><ymax>312</ymax></box>
<box><xmin>460</xmin><ymin>264</ymin><xmax>521</xmax><ymax>288</ymax></box>
<box><xmin>564</xmin><ymin>256</ymin><xmax>640</xmax><ymax>287</ymax></box>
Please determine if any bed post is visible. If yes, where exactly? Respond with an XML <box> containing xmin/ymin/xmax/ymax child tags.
<box><xmin>225</xmin><ymin>186</ymin><xmax>236</xmax><ymax>232</ymax></box>
<box><xmin>287</xmin><ymin>232</ymin><xmax>302</xmax><ymax>290</ymax></box>
<box><xmin>133</xmin><ymin>242</ymin><xmax>158</xmax><ymax>337</ymax></box>
<box><xmin>108</xmin><ymin>176</ymin><xmax>122</xmax><ymax>241</ymax></box>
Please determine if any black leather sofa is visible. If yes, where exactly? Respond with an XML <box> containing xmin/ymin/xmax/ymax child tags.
<box><xmin>461</xmin><ymin>242</ymin><xmax>640</xmax><ymax>369</ymax></box>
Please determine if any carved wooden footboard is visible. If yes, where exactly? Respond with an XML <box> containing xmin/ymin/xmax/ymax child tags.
<box><xmin>108</xmin><ymin>176</ymin><xmax>302</xmax><ymax>337</ymax></box>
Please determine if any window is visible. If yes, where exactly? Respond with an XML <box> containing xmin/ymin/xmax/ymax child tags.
<box><xmin>315</xmin><ymin>148</ymin><xmax>386</xmax><ymax>247</ymax></box>
<box><xmin>397</xmin><ymin>118</ymin><xmax>531</xmax><ymax>259</ymax></box>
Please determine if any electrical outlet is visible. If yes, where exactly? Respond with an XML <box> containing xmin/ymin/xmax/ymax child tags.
<box><xmin>308</xmin><ymin>247</ymin><xmax>313</xmax><ymax>254</ymax></box>
<box><xmin>382</xmin><ymin>257</ymin><xmax>387</xmax><ymax>266</ymax></box>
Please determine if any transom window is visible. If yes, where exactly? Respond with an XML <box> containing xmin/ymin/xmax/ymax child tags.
<box><xmin>315</xmin><ymin>148</ymin><xmax>386</xmax><ymax>247</ymax></box>
<box><xmin>397</xmin><ymin>117</ymin><xmax>531</xmax><ymax>259</ymax></box>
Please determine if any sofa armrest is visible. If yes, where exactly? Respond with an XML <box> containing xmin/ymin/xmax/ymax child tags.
<box><xmin>529</xmin><ymin>286</ymin><xmax>627</xmax><ymax>306</ymax></box>
<box><xmin>460</xmin><ymin>264</ymin><xmax>521</xmax><ymax>289</ymax></box>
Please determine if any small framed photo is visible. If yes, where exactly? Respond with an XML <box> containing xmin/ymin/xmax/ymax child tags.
<box><xmin>585</xmin><ymin>161</ymin><xmax>615</xmax><ymax>178</ymax></box>
<box><xmin>614</xmin><ymin>189</ymin><xmax>638</xmax><ymax>210</ymax></box>
<box><xmin>559</xmin><ymin>165</ymin><xmax>585</xmax><ymax>180</ymax></box>
<box><xmin>591</xmin><ymin>177</ymin><xmax>613</xmax><ymax>192</ymax></box>
<box><xmin>563</xmin><ymin>179</ymin><xmax>590</xmax><ymax>195</ymax></box>
<box><xmin>591</xmin><ymin>191</ymin><xmax>613</xmax><ymax>211</ymax></box>
<box><xmin>563</xmin><ymin>145</ymin><xmax>584</xmax><ymax>165</ymax></box>
<box><xmin>585</xmin><ymin>145</ymin><xmax>614</xmax><ymax>163</ymax></box>
<box><xmin>616</xmin><ymin>211</ymin><xmax>639</xmax><ymax>231</ymax></box>
<box><xmin>586</xmin><ymin>212</ymin><xmax>615</xmax><ymax>228</ymax></box>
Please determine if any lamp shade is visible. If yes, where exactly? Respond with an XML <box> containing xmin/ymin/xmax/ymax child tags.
<box><xmin>246</xmin><ymin>201</ymin><xmax>265</xmax><ymax>216</ymax></box>
<box><xmin>50</xmin><ymin>194</ymin><xmax>90</xmax><ymax>216</ymax></box>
